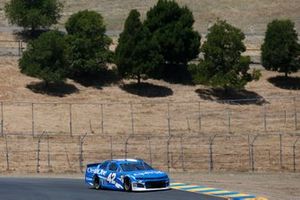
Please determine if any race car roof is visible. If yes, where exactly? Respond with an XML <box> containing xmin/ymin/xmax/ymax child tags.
<box><xmin>109</xmin><ymin>159</ymin><xmax>141</xmax><ymax>163</ymax></box>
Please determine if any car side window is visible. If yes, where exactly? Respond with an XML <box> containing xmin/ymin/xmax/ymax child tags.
<box><xmin>100</xmin><ymin>162</ymin><xmax>108</xmax><ymax>170</ymax></box>
<box><xmin>108</xmin><ymin>163</ymin><xmax>118</xmax><ymax>172</ymax></box>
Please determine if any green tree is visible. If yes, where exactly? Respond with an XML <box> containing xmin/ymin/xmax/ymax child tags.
<box><xmin>144</xmin><ymin>0</ymin><xmax>200</xmax><ymax>76</ymax></box>
<box><xmin>190</xmin><ymin>20</ymin><xmax>259</xmax><ymax>89</ymax></box>
<box><xmin>65</xmin><ymin>10</ymin><xmax>113</xmax><ymax>76</ymax></box>
<box><xmin>19</xmin><ymin>30</ymin><xmax>68</xmax><ymax>84</ymax></box>
<box><xmin>5</xmin><ymin>0</ymin><xmax>63</xmax><ymax>33</ymax></box>
<box><xmin>115</xmin><ymin>9</ymin><xmax>162</xmax><ymax>84</ymax></box>
<box><xmin>261</xmin><ymin>19</ymin><xmax>300</xmax><ymax>77</ymax></box>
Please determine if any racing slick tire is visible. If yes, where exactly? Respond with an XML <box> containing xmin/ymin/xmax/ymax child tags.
<box><xmin>124</xmin><ymin>177</ymin><xmax>132</xmax><ymax>192</ymax></box>
<box><xmin>93</xmin><ymin>176</ymin><xmax>102</xmax><ymax>190</ymax></box>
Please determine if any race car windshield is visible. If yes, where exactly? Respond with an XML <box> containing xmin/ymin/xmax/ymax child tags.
<box><xmin>120</xmin><ymin>162</ymin><xmax>153</xmax><ymax>171</ymax></box>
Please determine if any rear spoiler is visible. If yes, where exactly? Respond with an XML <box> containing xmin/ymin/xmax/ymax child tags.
<box><xmin>87</xmin><ymin>163</ymin><xmax>101</xmax><ymax>168</ymax></box>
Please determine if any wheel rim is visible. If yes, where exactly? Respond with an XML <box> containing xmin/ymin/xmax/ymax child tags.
<box><xmin>125</xmin><ymin>180</ymin><xmax>130</xmax><ymax>191</ymax></box>
<box><xmin>94</xmin><ymin>177</ymin><xmax>100</xmax><ymax>189</ymax></box>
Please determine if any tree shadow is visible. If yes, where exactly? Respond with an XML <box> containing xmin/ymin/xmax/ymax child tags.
<box><xmin>71</xmin><ymin>69</ymin><xmax>120</xmax><ymax>89</ymax></box>
<box><xmin>14</xmin><ymin>29</ymin><xmax>51</xmax><ymax>42</ymax></box>
<box><xmin>160</xmin><ymin>64</ymin><xmax>194</xmax><ymax>85</ymax></box>
<box><xmin>120</xmin><ymin>82</ymin><xmax>173</xmax><ymax>98</ymax></box>
<box><xmin>268</xmin><ymin>76</ymin><xmax>300</xmax><ymax>90</ymax></box>
<box><xmin>26</xmin><ymin>81</ymin><xmax>79</xmax><ymax>97</ymax></box>
<box><xmin>195</xmin><ymin>88</ymin><xmax>267</xmax><ymax>105</ymax></box>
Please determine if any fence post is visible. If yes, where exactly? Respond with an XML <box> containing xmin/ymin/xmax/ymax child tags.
<box><xmin>186</xmin><ymin>117</ymin><xmax>191</xmax><ymax>134</ymax></box>
<box><xmin>148</xmin><ymin>136</ymin><xmax>152</xmax><ymax>165</ymax></box>
<box><xmin>284</xmin><ymin>110</ymin><xmax>287</xmax><ymax>128</ymax></box>
<box><xmin>293</xmin><ymin>137</ymin><xmax>300</xmax><ymax>172</ymax></box>
<box><xmin>20</xmin><ymin>40</ymin><xmax>23</xmax><ymax>55</ymax></box>
<box><xmin>1</xmin><ymin>102</ymin><xmax>3</xmax><ymax>136</ymax></box>
<box><xmin>209</xmin><ymin>134</ymin><xmax>217</xmax><ymax>172</ymax></box>
<box><xmin>4</xmin><ymin>134</ymin><xmax>9</xmax><ymax>171</ymax></box>
<box><xmin>69</xmin><ymin>104</ymin><xmax>73</xmax><ymax>137</ymax></box>
<box><xmin>110</xmin><ymin>136</ymin><xmax>113</xmax><ymax>160</ymax></box>
<box><xmin>294</xmin><ymin>97</ymin><xmax>298</xmax><ymax>130</ymax></box>
<box><xmin>248</xmin><ymin>135</ymin><xmax>251</xmax><ymax>169</ymax></box>
<box><xmin>167</xmin><ymin>136</ymin><xmax>172</xmax><ymax>172</ymax></box>
<box><xmin>47</xmin><ymin>135</ymin><xmax>51</xmax><ymax>171</ymax></box>
<box><xmin>125</xmin><ymin>135</ymin><xmax>133</xmax><ymax>159</ymax></box>
<box><xmin>79</xmin><ymin>132</ymin><xmax>88</xmax><ymax>173</ymax></box>
<box><xmin>101</xmin><ymin>104</ymin><xmax>104</xmax><ymax>134</ymax></box>
<box><xmin>279</xmin><ymin>134</ymin><xmax>283</xmax><ymax>170</ymax></box>
<box><xmin>31</xmin><ymin>103</ymin><xmax>34</xmax><ymax>137</ymax></box>
<box><xmin>263</xmin><ymin>105</ymin><xmax>267</xmax><ymax>132</ymax></box>
<box><xmin>180</xmin><ymin>135</ymin><xmax>185</xmax><ymax>171</ymax></box>
<box><xmin>198</xmin><ymin>101</ymin><xmax>201</xmax><ymax>134</ymax></box>
<box><xmin>250</xmin><ymin>135</ymin><xmax>259</xmax><ymax>172</ymax></box>
<box><xmin>130</xmin><ymin>103</ymin><xmax>134</xmax><ymax>135</ymax></box>
<box><xmin>18</xmin><ymin>40</ymin><xmax>21</xmax><ymax>56</ymax></box>
<box><xmin>227</xmin><ymin>108</ymin><xmax>231</xmax><ymax>134</ymax></box>
<box><xmin>37</xmin><ymin>131</ymin><xmax>46</xmax><ymax>173</ymax></box>
<box><xmin>167</xmin><ymin>103</ymin><xmax>171</xmax><ymax>136</ymax></box>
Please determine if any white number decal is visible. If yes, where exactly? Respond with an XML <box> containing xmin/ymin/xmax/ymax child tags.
<box><xmin>107</xmin><ymin>173</ymin><xmax>116</xmax><ymax>184</ymax></box>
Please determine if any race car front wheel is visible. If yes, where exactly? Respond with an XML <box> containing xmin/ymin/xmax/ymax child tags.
<box><xmin>124</xmin><ymin>178</ymin><xmax>132</xmax><ymax>192</ymax></box>
<box><xmin>93</xmin><ymin>176</ymin><xmax>102</xmax><ymax>190</ymax></box>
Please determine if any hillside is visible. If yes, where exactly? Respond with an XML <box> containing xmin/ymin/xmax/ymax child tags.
<box><xmin>0</xmin><ymin>0</ymin><xmax>299</xmax><ymax>35</ymax></box>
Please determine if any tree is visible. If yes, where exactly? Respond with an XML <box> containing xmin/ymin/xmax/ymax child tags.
<box><xmin>144</xmin><ymin>0</ymin><xmax>200</xmax><ymax>76</ymax></box>
<box><xmin>65</xmin><ymin>10</ymin><xmax>113</xmax><ymax>76</ymax></box>
<box><xmin>261</xmin><ymin>19</ymin><xmax>300</xmax><ymax>77</ymax></box>
<box><xmin>190</xmin><ymin>20</ymin><xmax>260</xmax><ymax>89</ymax></box>
<box><xmin>5</xmin><ymin>0</ymin><xmax>63</xmax><ymax>33</ymax></box>
<box><xmin>19</xmin><ymin>30</ymin><xmax>68</xmax><ymax>85</ymax></box>
<box><xmin>115</xmin><ymin>10</ymin><xmax>162</xmax><ymax>84</ymax></box>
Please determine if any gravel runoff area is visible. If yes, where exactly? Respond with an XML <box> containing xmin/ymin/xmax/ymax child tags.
<box><xmin>1</xmin><ymin>172</ymin><xmax>299</xmax><ymax>200</ymax></box>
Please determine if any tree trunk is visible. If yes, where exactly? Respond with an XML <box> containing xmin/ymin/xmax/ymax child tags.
<box><xmin>285</xmin><ymin>71</ymin><xmax>288</xmax><ymax>78</ymax></box>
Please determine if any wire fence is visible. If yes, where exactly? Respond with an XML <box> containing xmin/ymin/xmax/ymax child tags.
<box><xmin>0</xmin><ymin>96</ymin><xmax>299</xmax><ymax>137</ymax></box>
<box><xmin>0</xmin><ymin>132</ymin><xmax>299</xmax><ymax>173</ymax></box>
<box><xmin>0</xmin><ymin>38</ymin><xmax>261</xmax><ymax>62</ymax></box>
<box><xmin>0</xmin><ymin>40</ymin><xmax>25</xmax><ymax>56</ymax></box>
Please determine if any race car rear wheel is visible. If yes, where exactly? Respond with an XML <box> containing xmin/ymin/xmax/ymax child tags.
<box><xmin>124</xmin><ymin>178</ymin><xmax>132</xmax><ymax>192</ymax></box>
<box><xmin>93</xmin><ymin>176</ymin><xmax>102</xmax><ymax>190</ymax></box>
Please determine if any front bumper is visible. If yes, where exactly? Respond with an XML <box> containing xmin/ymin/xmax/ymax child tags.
<box><xmin>131</xmin><ymin>179</ymin><xmax>170</xmax><ymax>191</ymax></box>
<box><xmin>132</xmin><ymin>186</ymin><xmax>170</xmax><ymax>192</ymax></box>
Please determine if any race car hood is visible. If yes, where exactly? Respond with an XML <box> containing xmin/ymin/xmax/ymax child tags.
<box><xmin>126</xmin><ymin>170</ymin><xmax>168</xmax><ymax>179</ymax></box>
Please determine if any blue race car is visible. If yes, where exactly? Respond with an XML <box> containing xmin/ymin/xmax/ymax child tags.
<box><xmin>85</xmin><ymin>159</ymin><xmax>170</xmax><ymax>191</ymax></box>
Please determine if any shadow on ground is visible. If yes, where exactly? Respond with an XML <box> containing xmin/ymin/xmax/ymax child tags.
<box><xmin>26</xmin><ymin>81</ymin><xmax>79</xmax><ymax>97</ymax></box>
<box><xmin>120</xmin><ymin>82</ymin><xmax>173</xmax><ymax>98</ymax></box>
<box><xmin>71</xmin><ymin>69</ymin><xmax>120</xmax><ymax>89</ymax></box>
<box><xmin>268</xmin><ymin>76</ymin><xmax>300</xmax><ymax>90</ymax></box>
<box><xmin>195</xmin><ymin>88</ymin><xmax>267</xmax><ymax>105</ymax></box>
<box><xmin>14</xmin><ymin>29</ymin><xmax>53</xmax><ymax>42</ymax></box>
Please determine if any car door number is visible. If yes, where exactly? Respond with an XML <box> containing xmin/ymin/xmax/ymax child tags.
<box><xmin>107</xmin><ymin>173</ymin><xmax>116</xmax><ymax>184</ymax></box>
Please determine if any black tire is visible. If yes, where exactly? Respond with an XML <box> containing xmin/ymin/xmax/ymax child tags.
<box><xmin>93</xmin><ymin>176</ymin><xmax>102</xmax><ymax>190</ymax></box>
<box><xmin>124</xmin><ymin>178</ymin><xmax>132</xmax><ymax>192</ymax></box>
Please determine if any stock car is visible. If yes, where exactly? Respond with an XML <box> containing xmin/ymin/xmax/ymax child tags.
<box><xmin>85</xmin><ymin>159</ymin><xmax>170</xmax><ymax>191</ymax></box>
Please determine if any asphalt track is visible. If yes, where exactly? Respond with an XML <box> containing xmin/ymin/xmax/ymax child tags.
<box><xmin>0</xmin><ymin>177</ymin><xmax>223</xmax><ymax>200</ymax></box>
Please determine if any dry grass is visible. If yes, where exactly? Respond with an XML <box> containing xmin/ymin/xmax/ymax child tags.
<box><xmin>0</xmin><ymin>55</ymin><xmax>299</xmax><ymax>175</ymax></box>
<box><xmin>0</xmin><ymin>57</ymin><xmax>299</xmax><ymax>135</ymax></box>
<box><xmin>0</xmin><ymin>0</ymin><xmax>299</xmax><ymax>34</ymax></box>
